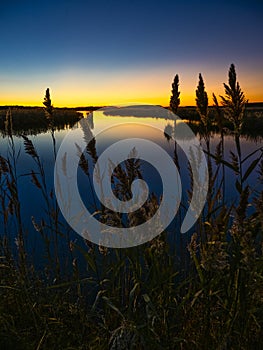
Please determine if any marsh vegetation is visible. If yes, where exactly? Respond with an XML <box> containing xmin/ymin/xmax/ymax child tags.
<box><xmin>0</xmin><ymin>65</ymin><xmax>262</xmax><ymax>349</ymax></box>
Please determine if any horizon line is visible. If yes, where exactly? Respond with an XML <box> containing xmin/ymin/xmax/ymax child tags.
<box><xmin>1</xmin><ymin>101</ymin><xmax>263</xmax><ymax>109</ymax></box>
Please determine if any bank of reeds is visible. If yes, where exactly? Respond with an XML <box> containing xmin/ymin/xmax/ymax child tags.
<box><xmin>0</xmin><ymin>67</ymin><xmax>262</xmax><ymax>349</ymax></box>
<box><xmin>0</xmin><ymin>107</ymin><xmax>82</xmax><ymax>136</ymax></box>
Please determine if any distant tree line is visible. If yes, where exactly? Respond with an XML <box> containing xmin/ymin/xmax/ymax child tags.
<box><xmin>0</xmin><ymin>107</ymin><xmax>82</xmax><ymax>135</ymax></box>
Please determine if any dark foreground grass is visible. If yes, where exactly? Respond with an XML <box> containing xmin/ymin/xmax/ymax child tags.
<box><xmin>0</xmin><ymin>68</ymin><xmax>263</xmax><ymax>349</ymax></box>
<box><xmin>0</xmin><ymin>217</ymin><xmax>262</xmax><ymax>349</ymax></box>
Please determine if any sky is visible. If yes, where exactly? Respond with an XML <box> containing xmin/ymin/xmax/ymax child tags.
<box><xmin>0</xmin><ymin>0</ymin><xmax>263</xmax><ymax>107</ymax></box>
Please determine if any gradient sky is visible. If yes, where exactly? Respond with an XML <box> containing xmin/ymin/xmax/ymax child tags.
<box><xmin>1</xmin><ymin>0</ymin><xmax>263</xmax><ymax>107</ymax></box>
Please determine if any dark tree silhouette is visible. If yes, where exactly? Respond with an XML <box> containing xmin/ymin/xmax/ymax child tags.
<box><xmin>43</xmin><ymin>88</ymin><xmax>53</xmax><ymax>119</ymax></box>
<box><xmin>196</xmin><ymin>73</ymin><xmax>209</xmax><ymax>127</ymax></box>
<box><xmin>196</xmin><ymin>73</ymin><xmax>212</xmax><ymax>212</ymax></box>
<box><xmin>220</xmin><ymin>63</ymin><xmax>247</xmax><ymax>134</ymax></box>
<box><xmin>170</xmin><ymin>74</ymin><xmax>180</xmax><ymax>114</ymax></box>
<box><xmin>43</xmin><ymin>88</ymin><xmax>56</xmax><ymax>160</ymax></box>
<box><xmin>221</xmin><ymin>64</ymin><xmax>248</xmax><ymax>193</ymax></box>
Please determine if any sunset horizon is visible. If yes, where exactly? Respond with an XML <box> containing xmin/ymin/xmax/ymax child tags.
<box><xmin>1</xmin><ymin>1</ymin><xmax>262</xmax><ymax>109</ymax></box>
<box><xmin>1</xmin><ymin>68</ymin><xmax>262</xmax><ymax>109</ymax></box>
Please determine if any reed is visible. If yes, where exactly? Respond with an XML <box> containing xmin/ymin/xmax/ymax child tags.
<box><xmin>0</xmin><ymin>69</ymin><xmax>262</xmax><ymax>349</ymax></box>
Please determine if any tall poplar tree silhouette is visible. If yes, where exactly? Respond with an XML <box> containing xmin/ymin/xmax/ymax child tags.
<box><xmin>221</xmin><ymin>64</ymin><xmax>248</xmax><ymax>192</ymax></box>
<box><xmin>170</xmin><ymin>74</ymin><xmax>180</xmax><ymax>114</ymax></box>
<box><xmin>196</xmin><ymin>73</ymin><xmax>212</xmax><ymax>218</ymax></box>
<box><xmin>43</xmin><ymin>88</ymin><xmax>53</xmax><ymax>119</ymax></box>
<box><xmin>196</xmin><ymin>73</ymin><xmax>209</xmax><ymax>128</ymax></box>
<box><xmin>43</xmin><ymin>88</ymin><xmax>56</xmax><ymax>158</ymax></box>
<box><xmin>220</xmin><ymin>63</ymin><xmax>247</xmax><ymax>134</ymax></box>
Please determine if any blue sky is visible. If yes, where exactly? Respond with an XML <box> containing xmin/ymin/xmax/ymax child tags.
<box><xmin>1</xmin><ymin>0</ymin><xmax>263</xmax><ymax>106</ymax></box>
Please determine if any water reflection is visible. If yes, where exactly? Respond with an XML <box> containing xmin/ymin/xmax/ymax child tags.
<box><xmin>0</xmin><ymin>106</ymin><xmax>262</xmax><ymax>259</ymax></box>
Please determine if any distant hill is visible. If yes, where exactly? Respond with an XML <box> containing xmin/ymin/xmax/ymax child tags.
<box><xmin>0</xmin><ymin>105</ymin><xmax>102</xmax><ymax>111</ymax></box>
<box><xmin>246</xmin><ymin>102</ymin><xmax>263</xmax><ymax>108</ymax></box>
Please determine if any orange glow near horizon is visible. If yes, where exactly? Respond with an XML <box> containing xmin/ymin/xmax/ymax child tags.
<box><xmin>1</xmin><ymin>92</ymin><xmax>262</xmax><ymax>108</ymax></box>
<box><xmin>0</xmin><ymin>65</ymin><xmax>262</xmax><ymax>108</ymax></box>
<box><xmin>1</xmin><ymin>88</ymin><xmax>263</xmax><ymax>108</ymax></box>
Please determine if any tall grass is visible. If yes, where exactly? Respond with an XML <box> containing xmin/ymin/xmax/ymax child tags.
<box><xmin>0</xmin><ymin>68</ymin><xmax>263</xmax><ymax>349</ymax></box>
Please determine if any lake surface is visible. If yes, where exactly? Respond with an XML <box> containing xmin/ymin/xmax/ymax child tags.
<box><xmin>0</xmin><ymin>107</ymin><xmax>262</xmax><ymax>268</ymax></box>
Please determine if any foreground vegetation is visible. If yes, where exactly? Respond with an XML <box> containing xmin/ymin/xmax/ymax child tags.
<box><xmin>0</xmin><ymin>66</ymin><xmax>262</xmax><ymax>349</ymax></box>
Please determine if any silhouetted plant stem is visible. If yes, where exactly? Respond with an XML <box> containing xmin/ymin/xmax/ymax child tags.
<box><xmin>43</xmin><ymin>88</ymin><xmax>60</xmax><ymax>278</ymax></box>
<box><xmin>170</xmin><ymin>79</ymin><xmax>184</xmax><ymax>262</ymax></box>
<box><xmin>5</xmin><ymin>109</ymin><xmax>26</xmax><ymax>274</ymax></box>
<box><xmin>213</xmin><ymin>92</ymin><xmax>226</xmax><ymax>205</ymax></box>
<box><xmin>220</xmin><ymin>64</ymin><xmax>247</xmax><ymax>194</ymax></box>
<box><xmin>174</xmin><ymin>138</ymin><xmax>185</xmax><ymax>269</ymax></box>
<box><xmin>235</xmin><ymin>133</ymin><xmax>243</xmax><ymax>192</ymax></box>
<box><xmin>196</xmin><ymin>73</ymin><xmax>212</xmax><ymax>241</ymax></box>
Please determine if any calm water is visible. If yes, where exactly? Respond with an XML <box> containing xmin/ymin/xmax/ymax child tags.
<box><xmin>0</xmin><ymin>108</ymin><xmax>262</xmax><ymax>267</ymax></box>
